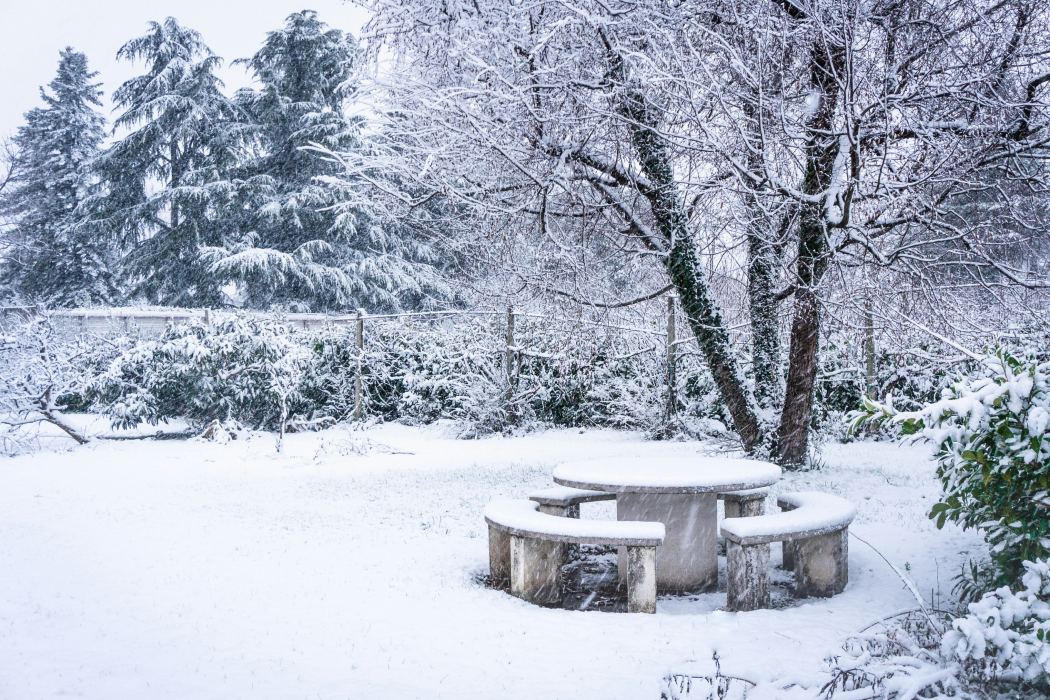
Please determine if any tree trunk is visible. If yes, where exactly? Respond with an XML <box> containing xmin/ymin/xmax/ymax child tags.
<box><xmin>38</xmin><ymin>388</ymin><xmax>89</xmax><ymax>445</ymax></box>
<box><xmin>776</xmin><ymin>31</ymin><xmax>845</xmax><ymax>468</ymax></box>
<box><xmin>169</xmin><ymin>140</ymin><xmax>180</xmax><ymax>229</ymax></box>
<box><xmin>740</xmin><ymin>96</ymin><xmax>782</xmax><ymax>423</ymax></box>
<box><xmin>748</xmin><ymin>230</ymin><xmax>781</xmax><ymax>412</ymax></box>
<box><xmin>622</xmin><ymin>90</ymin><xmax>763</xmax><ymax>452</ymax></box>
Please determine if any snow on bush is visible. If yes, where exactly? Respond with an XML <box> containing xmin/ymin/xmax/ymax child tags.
<box><xmin>84</xmin><ymin>312</ymin><xmax>728</xmax><ymax>440</ymax></box>
<box><xmin>90</xmin><ymin>314</ymin><xmax>312</xmax><ymax>439</ymax></box>
<box><xmin>686</xmin><ymin>596</ymin><xmax>1049</xmax><ymax>700</ymax></box>
<box><xmin>850</xmin><ymin>348</ymin><xmax>1050</xmax><ymax>589</ymax></box>
<box><xmin>356</xmin><ymin>316</ymin><xmax>683</xmax><ymax>433</ymax></box>
<box><xmin>943</xmin><ymin>558</ymin><xmax>1050</xmax><ymax>684</ymax></box>
<box><xmin>815</xmin><ymin>324</ymin><xmax>964</xmax><ymax>445</ymax></box>
<box><xmin>300</xmin><ymin>315</ymin><xmax>727</xmax><ymax>437</ymax></box>
<box><xmin>0</xmin><ymin>313</ymin><xmax>97</xmax><ymax>451</ymax></box>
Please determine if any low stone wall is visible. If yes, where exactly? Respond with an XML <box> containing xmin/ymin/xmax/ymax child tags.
<box><xmin>0</xmin><ymin>307</ymin><xmax>359</xmax><ymax>337</ymax></box>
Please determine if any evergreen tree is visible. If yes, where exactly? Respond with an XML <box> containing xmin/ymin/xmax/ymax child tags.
<box><xmin>0</xmin><ymin>48</ymin><xmax>114</xmax><ymax>306</ymax></box>
<box><xmin>91</xmin><ymin>18</ymin><xmax>241</xmax><ymax>307</ymax></box>
<box><xmin>207</xmin><ymin>10</ymin><xmax>439</xmax><ymax>312</ymax></box>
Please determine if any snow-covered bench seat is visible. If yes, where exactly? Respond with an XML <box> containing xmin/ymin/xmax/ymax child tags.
<box><xmin>528</xmin><ymin>486</ymin><xmax>616</xmax><ymax>518</ymax></box>
<box><xmin>718</xmin><ymin>487</ymin><xmax>769</xmax><ymax>518</ymax></box>
<box><xmin>527</xmin><ymin>487</ymin><xmax>617</xmax><ymax>565</ymax></box>
<box><xmin>720</xmin><ymin>492</ymin><xmax>856</xmax><ymax>612</ymax></box>
<box><xmin>484</xmin><ymin>499</ymin><xmax>664</xmax><ymax>613</ymax></box>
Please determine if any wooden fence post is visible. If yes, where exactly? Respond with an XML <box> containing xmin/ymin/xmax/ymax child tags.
<box><xmin>354</xmin><ymin>310</ymin><xmax>364</xmax><ymax>420</ymax></box>
<box><xmin>864</xmin><ymin>301</ymin><xmax>875</xmax><ymax>400</ymax></box>
<box><xmin>506</xmin><ymin>306</ymin><xmax>515</xmax><ymax>396</ymax></box>
<box><xmin>666</xmin><ymin>296</ymin><xmax>676</xmax><ymax>421</ymax></box>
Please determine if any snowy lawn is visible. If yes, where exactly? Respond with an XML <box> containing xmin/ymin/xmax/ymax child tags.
<box><xmin>0</xmin><ymin>423</ymin><xmax>984</xmax><ymax>699</ymax></box>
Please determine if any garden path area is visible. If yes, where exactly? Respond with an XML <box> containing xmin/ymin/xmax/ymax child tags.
<box><xmin>0</xmin><ymin>423</ymin><xmax>984</xmax><ymax>699</ymax></box>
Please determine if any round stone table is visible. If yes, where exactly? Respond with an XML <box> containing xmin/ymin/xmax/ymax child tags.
<box><xmin>553</xmin><ymin>457</ymin><xmax>781</xmax><ymax>593</ymax></box>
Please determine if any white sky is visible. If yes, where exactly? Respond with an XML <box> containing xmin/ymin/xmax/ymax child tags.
<box><xmin>0</xmin><ymin>0</ymin><xmax>372</xmax><ymax>140</ymax></box>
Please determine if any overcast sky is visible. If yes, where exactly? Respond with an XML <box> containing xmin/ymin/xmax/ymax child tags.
<box><xmin>0</xmin><ymin>0</ymin><xmax>371</xmax><ymax>140</ymax></box>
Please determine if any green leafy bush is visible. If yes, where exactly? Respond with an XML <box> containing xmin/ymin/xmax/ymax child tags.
<box><xmin>90</xmin><ymin>314</ymin><xmax>310</xmax><ymax>433</ymax></box>
<box><xmin>849</xmin><ymin>349</ymin><xmax>1050</xmax><ymax>591</ymax></box>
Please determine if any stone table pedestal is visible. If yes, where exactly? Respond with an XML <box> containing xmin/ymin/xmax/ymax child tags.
<box><xmin>616</xmin><ymin>492</ymin><xmax>718</xmax><ymax>592</ymax></box>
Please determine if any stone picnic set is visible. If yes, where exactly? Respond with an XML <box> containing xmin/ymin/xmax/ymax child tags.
<box><xmin>484</xmin><ymin>456</ymin><xmax>856</xmax><ymax>614</ymax></box>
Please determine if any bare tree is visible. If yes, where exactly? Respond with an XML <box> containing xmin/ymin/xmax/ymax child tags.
<box><xmin>0</xmin><ymin>137</ymin><xmax>22</xmax><ymax>262</ymax></box>
<box><xmin>328</xmin><ymin>0</ymin><xmax>1049</xmax><ymax>465</ymax></box>
<box><xmin>0</xmin><ymin>313</ymin><xmax>90</xmax><ymax>452</ymax></box>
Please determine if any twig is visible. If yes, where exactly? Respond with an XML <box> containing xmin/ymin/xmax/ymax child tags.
<box><xmin>849</xmin><ymin>531</ymin><xmax>944</xmax><ymax>634</ymax></box>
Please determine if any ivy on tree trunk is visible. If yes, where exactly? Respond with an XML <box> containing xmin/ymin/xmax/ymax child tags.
<box><xmin>621</xmin><ymin>89</ymin><xmax>763</xmax><ymax>452</ymax></box>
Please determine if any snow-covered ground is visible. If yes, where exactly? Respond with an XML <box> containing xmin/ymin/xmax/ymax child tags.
<box><xmin>0</xmin><ymin>422</ymin><xmax>984</xmax><ymax>699</ymax></box>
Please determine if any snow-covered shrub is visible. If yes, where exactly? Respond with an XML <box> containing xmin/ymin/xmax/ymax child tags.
<box><xmin>369</xmin><ymin>317</ymin><xmax>515</xmax><ymax>432</ymax></box>
<box><xmin>819</xmin><ymin>610</ymin><xmax>959</xmax><ymax>700</ymax></box>
<box><xmin>752</xmin><ymin>605</ymin><xmax>1045</xmax><ymax>699</ymax></box>
<box><xmin>815</xmin><ymin>328</ymin><xmax>957</xmax><ymax>444</ymax></box>
<box><xmin>0</xmin><ymin>313</ymin><xmax>94</xmax><ymax>451</ymax></box>
<box><xmin>661</xmin><ymin>653</ymin><xmax>752</xmax><ymax>700</ymax></box>
<box><xmin>301</xmin><ymin>315</ymin><xmax>718</xmax><ymax>436</ymax></box>
<box><xmin>91</xmin><ymin>314</ymin><xmax>311</xmax><ymax>435</ymax></box>
<box><xmin>942</xmin><ymin>558</ymin><xmax>1050</xmax><ymax>685</ymax></box>
<box><xmin>84</xmin><ymin>311</ymin><xmax>723</xmax><ymax>439</ymax></box>
<box><xmin>849</xmin><ymin>348</ymin><xmax>1050</xmax><ymax>590</ymax></box>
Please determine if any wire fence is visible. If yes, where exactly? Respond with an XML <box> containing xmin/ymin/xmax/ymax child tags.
<box><xmin>0</xmin><ymin>305</ymin><xmax>672</xmax><ymax>337</ymax></box>
<box><xmin>0</xmin><ymin>303</ymin><xmax>693</xmax><ymax>422</ymax></box>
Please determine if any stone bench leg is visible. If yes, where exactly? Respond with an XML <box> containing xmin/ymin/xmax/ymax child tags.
<box><xmin>626</xmin><ymin>546</ymin><xmax>657</xmax><ymax>614</ymax></box>
<box><xmin>538</xmin><ymin>504</ymin><xmax>580</xmax><ymax>518</ymax></box>
<box><xmin>510</xmin><ymin>535</ymin><xmax>563</xmax><ymax>605</ymax></box>
<box><xmin>782</xmin><ymin>540</ymin><xmax>796</xmax><ymax>571</ymax></box>
<box><xmin>794</xmin><ymin>528</ymin><xmax>848</xmax><ymax>598</ymax></box>
<box><xmin>726</xmin><ymin>540</ymin><xmax>770</xmax><ymax>612</ymax></box>
<box><xmin>489</xmin><ymin>525</ymin><xmax>510</xmax><ymax>582</ymax></box>
<box><xmin>538</xmin><ymin>504</ymin><xmax>580</xmax><ymax>563</ymax></box>
<box><xmin>778</xmin><ymin>502</ymin><xmax>797</xmax><ymax>571</ymax></box>
<box><xmin>724</xmin><ymin>498</ymin><xmax>764</xmax><ymax>518</ymax></box>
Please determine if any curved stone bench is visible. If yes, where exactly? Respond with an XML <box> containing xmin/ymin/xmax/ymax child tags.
<box><xmin>718</xmin><ymin>487</ymin><xmax>769</xmax><ymax>518</ymax></box>
<box><xmin>720</xmin><ymin>491</ymin><xmax>856</xmax><ymax>611</ymax></box>
<box><xmin>484</xmin><ymin>499</ymin><xmax>664</xmax><ymax>613</ymax></box>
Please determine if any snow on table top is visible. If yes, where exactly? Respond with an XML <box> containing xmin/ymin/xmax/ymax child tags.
<box><xmin>552</xmin><ymin>456</ymin><xmax>781</xmax><ymax>494</ymax></box>
<box><xmin>721</xmin><ymin>491</ymin><xmax>857</xmax><ymax>545</ymax></box>
<box><xmin>484</xmin><ymin>500</ymin><xmax>664</xmax><ymax>545</ymax></box>
<box><xmin>528</xmin><ymin>486</ymin><xmax>616</xmax><ymax>506</ymax></box>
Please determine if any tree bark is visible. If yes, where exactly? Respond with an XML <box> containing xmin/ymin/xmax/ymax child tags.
<box><xmin>776</xmin><ymin>30</ymin><xmax>845</xmax><ymax>468</ymax></box>
<box><xmin>38</xmin><ymin>387</ymin><xmax>89</xmax><ymax>445</ymax></box>
<box><xmin>748</xmin><ymin>230</ymin><xmax>782</xmax><ymax>411</ymax></box>
<box><xmin>742</xmin><ymin>99</ymin><xmax>783</xmax><ymax>422</ymax></box>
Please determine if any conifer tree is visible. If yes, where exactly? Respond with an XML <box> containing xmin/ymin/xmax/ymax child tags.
<box><xmin>91</xmin><ymin>18</ymin><xmax>241</xmax><ymax>307</ymax></box>
<box><xmin>207</xmin><ymin>10</ymin><xmax>439</xmax><ymax>312</ymax></box>
<box><xmin>0</xmin><ymin>48</ymin><xmax>114</xmax><ymax>306</ymax></box>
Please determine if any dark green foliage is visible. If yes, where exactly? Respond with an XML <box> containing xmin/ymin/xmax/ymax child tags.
<box><xmin>90</xmin><ymin>314</ymin><xmax>307</xmax><ymax>431</ymax></box>
<box><xmin>0</xmin><ymin>49</ymin><xmax>115</xmax><ymax>305</ymax></box>
<box><xmin>90</xmin><ymin>17</ymin><xmax>242</xmax><ymax>307</ymax></box>
<box><xmin>86</xmin><ymin>314</ymin><xmax>727</xmax><ymax>438</ymax></box>
<box><xmin>851</xmin><ymin>349</ymin><xmax>1050</xmax><ymax>592</ymax></box>
<box><xmin>7</xmin><ymin>14</ymin><xmax>443</xmax><ymax>314</ymax></box>
<box><xmin>206</xmin><ymin>11</ymin><xmax>438</xmax><ymax>312</ymax></box>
